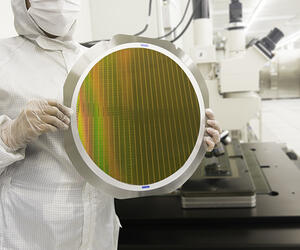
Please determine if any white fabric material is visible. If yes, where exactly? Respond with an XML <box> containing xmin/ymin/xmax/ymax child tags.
<box><xmin>0</xmin><ymin>1</ymin><xmax>120</xmax><ymax>249</ymax></box>
<box><xmin>28</xmin><ymin>0</ymin><xmax>80</xmax><ymax>37</ymax></box>
<box><xmin>0</xmin><ymin>116</ymin><xmax>25</xmax><ymax>173</ymax></box>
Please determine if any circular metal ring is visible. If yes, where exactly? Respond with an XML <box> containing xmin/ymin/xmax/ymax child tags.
<box><xmin>64</xmin><ymin>35</ymin><xmax>208</xmax><ymax>199</ymax></box>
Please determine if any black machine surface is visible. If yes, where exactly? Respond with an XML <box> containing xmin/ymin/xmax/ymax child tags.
<box><xmin>115</xmin><ymin>141</ymin><xmax>300</xmax><ymax>249</ymax></box>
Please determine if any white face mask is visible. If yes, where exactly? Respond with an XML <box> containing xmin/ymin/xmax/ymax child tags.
<box><xmin>28</xmin><ymin>0</ymin><xmax>80</xmax><ymax>37</ymax></box>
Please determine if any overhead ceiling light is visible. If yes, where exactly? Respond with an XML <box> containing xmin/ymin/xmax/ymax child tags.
<box><xmin>245</xmin><ymin>0</ymin><xmax>266</xmax><ymax>33</ymax></box>
<box><xmin>277</xmin><ymin>30</ymin><xmax>300</xmax><ymax>48</ymax></box>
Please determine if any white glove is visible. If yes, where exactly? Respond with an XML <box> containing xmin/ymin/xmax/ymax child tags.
<box><xmin>0</xmin><ymin>99</ymin><xmax>72</xmax><ymax>152</ymax></box>
<box><xmin>204</xmin><ymin>109</ymin><xmax>221</xmax><ymax>152</ymax></box>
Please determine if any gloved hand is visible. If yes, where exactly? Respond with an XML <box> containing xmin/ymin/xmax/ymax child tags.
<box><xmin>204</xmin><ymin>109</ymin><xmax>221</xmax><ymax>152</ymax></box>
<box><xmin>0</xmin><ymin>99</ymin><xmax>72</xmax><ymax>152</ymax></box>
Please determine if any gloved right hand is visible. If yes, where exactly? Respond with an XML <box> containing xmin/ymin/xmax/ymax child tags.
<box><xmin>0</xmin><ymin>99</ymin><xmax>72</xmax><ymax>152</ymax></box>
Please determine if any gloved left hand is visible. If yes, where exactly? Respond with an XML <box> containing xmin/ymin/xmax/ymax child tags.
<box><xmin>0</xmin><ymin>99</ymin><xmax>72</xmax><ymax>152</ymax></box>
<box><xmin>204</xmin><ymin>109</ymin><xmax>221</xmax><ymax>152</ymax></box>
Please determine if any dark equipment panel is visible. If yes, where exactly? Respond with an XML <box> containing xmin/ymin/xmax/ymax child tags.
<box><xmin>116</xmin><ymin>142</ymin><xmax>300</xmax><ymax>249</ymax></box>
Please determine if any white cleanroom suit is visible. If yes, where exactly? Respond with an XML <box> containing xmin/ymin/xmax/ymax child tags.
<box><xmin>0</xmin><ymin>0</ymin><xmax>120</xmax><ymax>249</ymax></box>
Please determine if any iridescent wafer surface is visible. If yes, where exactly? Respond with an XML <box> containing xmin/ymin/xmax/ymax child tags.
<box><xmin>77</xmin><ymin>48</ymin><xmax>200</xmax><ymax>185</ymax></box>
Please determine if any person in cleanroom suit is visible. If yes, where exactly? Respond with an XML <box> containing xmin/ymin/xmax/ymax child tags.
<box><xmin>0</xmin><ymin>0</ymin><xmax>221</xmax><ymax>249</ymax></box>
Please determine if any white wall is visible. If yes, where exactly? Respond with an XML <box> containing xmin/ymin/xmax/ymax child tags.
<box><xmin>0</xmin><ymin>0</ymin><xmax>17</xmax><ymax>39</ymax></box>
<box><xmin>181</xmin><ymin>0</ymin><xmax>195</xmax><ymax>55</ymax></box>
<box><xmin>74</xmin><ymin>0</ymin><xmax>93</xmax><ymax>42</ymax></box>
<box><xmin>88</xmin><ymin>0</ymin><xmax>162</xmax><ymax>41</ymax></box>
<box><xmin>76</xmin><ymin>0</ymin><xmax>197</xmax><ymax>54</ymax></box>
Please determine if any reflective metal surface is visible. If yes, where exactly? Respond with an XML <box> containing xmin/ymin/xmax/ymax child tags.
<box><xmin>64</xmin><ymin>35</ymin><xmax>208</xmax><ymax>199</ymax></box>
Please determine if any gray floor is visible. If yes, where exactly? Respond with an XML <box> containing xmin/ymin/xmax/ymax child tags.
<box><xmin>260</xmin><ymin>99</ymin><xmax>300</xmax><ymax>156</ymax></box>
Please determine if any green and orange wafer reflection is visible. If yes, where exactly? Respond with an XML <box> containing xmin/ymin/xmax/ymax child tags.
<box><xmin>77</xmin><ymin>48</ymin><xmax>201</xmax><ymax>185</ymax></box>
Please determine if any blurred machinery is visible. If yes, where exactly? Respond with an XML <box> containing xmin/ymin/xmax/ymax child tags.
<box><xmin>190</xmin><ymin>0</ymin><xmax>284</xmax><ymax>141</ymax></box>
<box><xmin>180</xmin><ymin>0</ymin><xmax>289</xmax><ymax>208</ymax></box>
